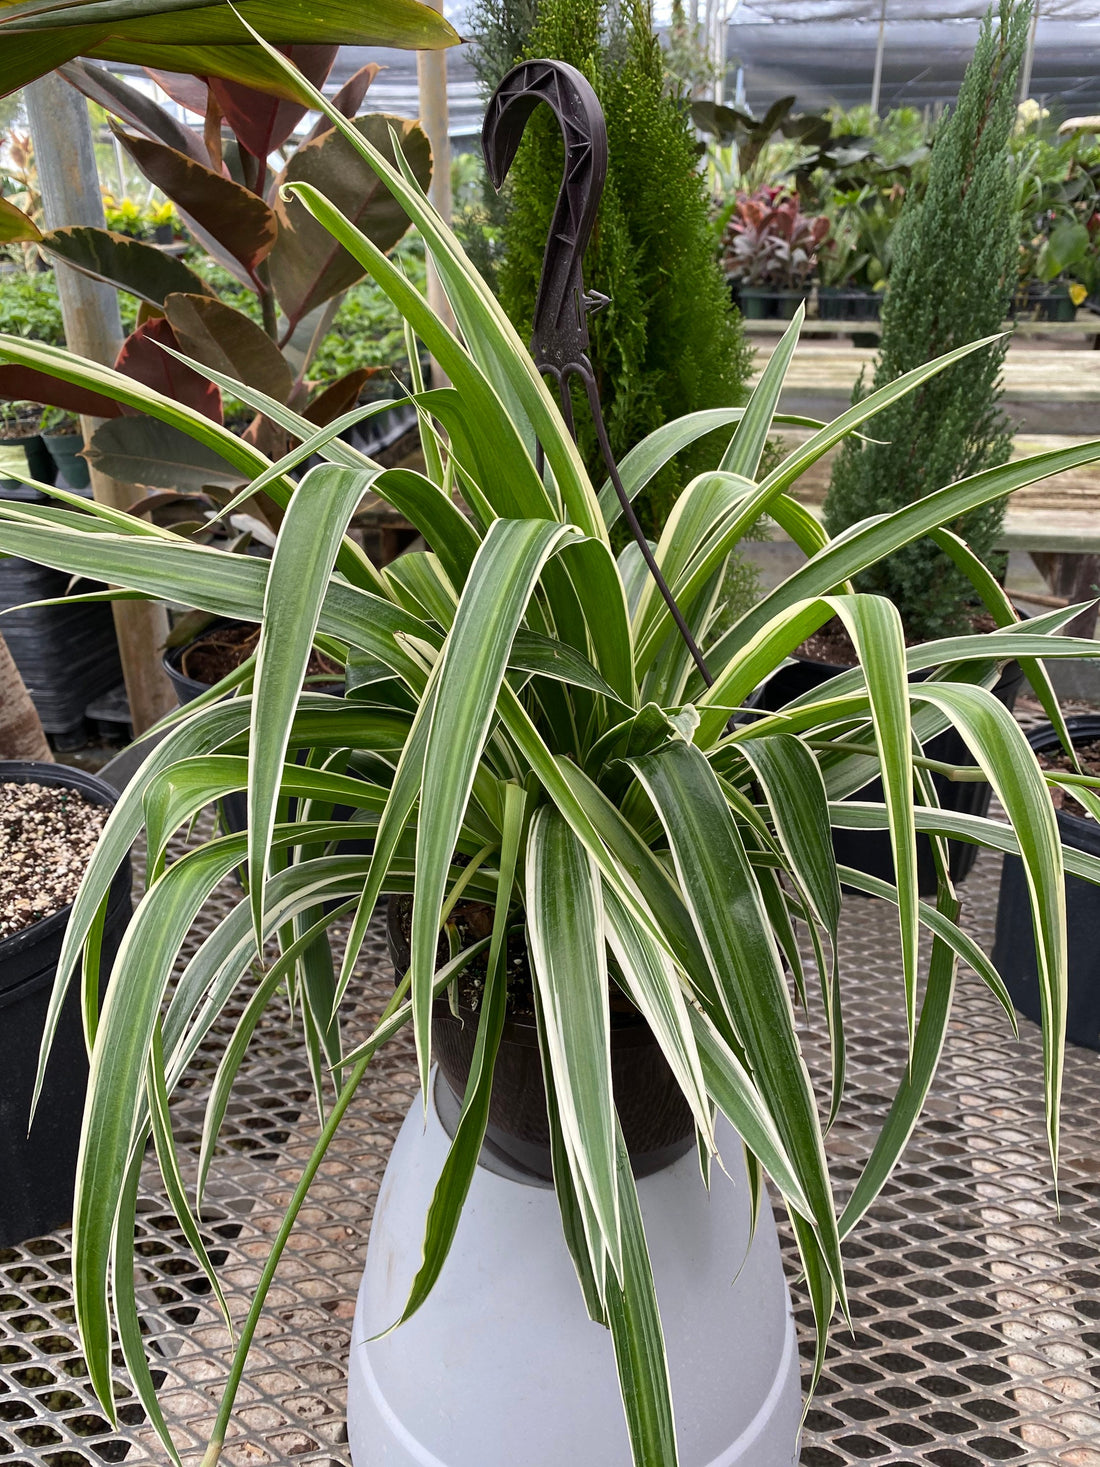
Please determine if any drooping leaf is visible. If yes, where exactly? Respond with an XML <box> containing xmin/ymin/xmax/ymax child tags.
<box><xmin>110</xmin><ymin>122</ymin><xmax>277</xmax><ymax>276</ymax></box>
<box><xmin>209</xmin><ymin>44</ymin><xmax>337</xmax><ymax>158</ymax></box>
<box><xmin>527</xmin><ymin>805</ymin><xmax>622</xmax><ymax>1278</ymax></box>
<box><xmin>115</xmin><ymin>319</ymin><xmax>222</xmax><ymax>423</ymax></box>
<box><xmin>61</xmin><ymin>59</ymin><xmax>207</xmax><ymax>161</ymax></box>
<box><xmin>41</xmin><ymin>225</ymin><xmax>215</xmax><ymax>308</ymax></box>
<box><xmin>0</xmin><ymin>196</ymin><xmax>40</xmax><ymax>242</ymax></box>
<box><xmin>0</xmin><ymin>0</ymin><xmax>459</xmax><ymax>103</ymax></box>
<box><xmin>163</xmin><ymin>292</ymin><xmax>293</xmax><ymax>406</ymax></box>
<box><xmin>269</xmin><ymin>115</ymin><xmax>431</xmax><ymax>330</ymax></box>
<box><xmin>0</xmin><ymin>24</ymin><xmax>97</xmax><ymax>96</ymax></box>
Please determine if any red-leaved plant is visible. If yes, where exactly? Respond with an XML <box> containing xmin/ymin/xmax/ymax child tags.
<box><xmin>723</xmin><ymin>187</ymin><xmax>830</xmax><ymax>289</ymax></box>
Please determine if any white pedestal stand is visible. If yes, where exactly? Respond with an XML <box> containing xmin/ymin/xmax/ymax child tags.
<box><xmin>348</xmin><ymin>1070</ymin><xmax>802</xmax><ymax>1466</ymax></box>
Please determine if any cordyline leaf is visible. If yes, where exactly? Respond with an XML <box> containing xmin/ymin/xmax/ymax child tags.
<box><xmin>143</xmin><ymin>68</ymin><xmax>210</xmax><ymax>115</ymax></box>
<box><xmin>527</xmin><ymin>805</ymin><xmax>622</xmax><ymax>1279</ymax></box>
<box><xmin>41</xmin><ymin>225</ymin><xmax>215</xmax><ymax>308</ymax></box>
<box><xmin>0</xmin><ymin>364</ymin><xmax>122</xmax><ymax>419</ymax></box>
<box><xmin>720</xmin><ymin>305</ymin><xmax>803</xmax><ymax>479</ymax></box>
<box><xmin>61</xmin><ymin>59</ymin><xmax>207</xmax><ymax>161</ymax></box>
<box><xmin>389</xmin><ymin>783</ymin><xmax>527</xmax><ymax>1331</ymax></box>
<box><xmin>605</xmin><ymin>1121</ymin><xmax>679</xmax><ymax>1467</ymax></box>
<box><xmin>0</xmin><ymin>24</ymin><xmax>98</xmax><ymax>95</ymax></box>
<box><xmin>164</xmin><ymin>293</ymin><xmax>293</xmax><ymax>406</ymax></box>
<box><xmin>0</xmin><ymin>196</ymin><xmax>40</xmax><ymax>242</ymax></box>
<box><xmin>408</xmin><ymin>520</ymin><xmax>578</xmax><ymax>1101</ymax></box>
<box><xmin>249</xmin><ymin>462</ymin><xmax>377</xmax><ymax>939</ymax></box>
<box><xmin>110</xmin><ymin>121</ymin><xmax>277</xmax><ymax>275</ymax></box>
<box><xmin>209</xmin><ymin>44</ymin><xmax>337</xmax><ymax>157</ymax></box>
<box><xmin>0</xmin><ymin>0</ymin><xmax>459</xmax><ymax>102</ymax></box>
<box><xmin>304</xmin><ymin>368</ymin><xmax>373</xmax><ymax>426</ymax></box>
<box><xmin>115</xmin><ymin>319</ymin><xmax>222</xmax><ymax>423</ymax></box>
<box><xmin>304</xmin><ymin>62</ymin><xmax>380</xmax><ymax>142</ymax></box>
<box><xmin>269</xmin><ymin>115</ymin><xmax>431</xmax><ymax>332</ymax></box>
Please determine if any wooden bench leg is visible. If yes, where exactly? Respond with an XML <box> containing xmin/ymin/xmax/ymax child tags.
<box><xmin>1031</xmin><ymin>552</ymin><xmax>1100</xmax><ymax>639</ymax></box>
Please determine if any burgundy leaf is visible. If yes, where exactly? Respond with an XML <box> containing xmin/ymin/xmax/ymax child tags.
<box><xmin>111</xmin><ymin>122</ymin><xmax>277</xmax><ymax>276</ymax></box>
<box><xmin>144</xmin><ymin>69</ymin><xmax>210</xmax><ymax>118</ymax></box>
<box><xmin>304</xmin><ymin>368</ymin><xmax>376</xmax><ymax>426</ymax></box>
<box><xmin>210</xmin><ymin>45</ymin><xmax>339</xmax><ymax>159</ymax></box>
<box><xmin>114</xmin><ymin>319</ymin><xmax>222</xmax><ymax>423</ymax></box>
<box><xmin>0</xmin><ymin>367</ymin><xmax>124</xmax><ymax>420</ymax></box>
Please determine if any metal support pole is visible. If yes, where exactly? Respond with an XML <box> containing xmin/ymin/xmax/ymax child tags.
<box><xmin>1019</xmin><ymin>0</ymin><xmax>1040</xmax><ymax>103</ymax></box>
<box><xmin>417</xmin><ymin>0</ymin><xmax>455</xmax><ymax>384</ymax></box>
<box><xmin>870</xmin><ymin>0</ymin><xmax>888</xmax><ymax>118</ymax></box>
<box><xmin>25</xmin><ymin>72</ymin><xmax>174</xmax><ymax>735</ymax></box>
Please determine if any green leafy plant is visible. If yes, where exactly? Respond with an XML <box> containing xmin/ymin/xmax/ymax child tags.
<box><xmin>3</xmin><ymin>35</ymin><xmax>1100</xmax><ymax>1467</ymax></box>
<box><xmin>1011</xmin><ymin>107</ymin><xmax>1100</xmax><ymax>300</ymax></box>
<box><xmin>37</xmin><ymin>403</ymin><xmax>76</xmax><ymax>433</ymax></box>
<box><xmin>0</xmin><ymin>267</ymin><xmax>66</xmax><ymax>344</ymax></box>
<box><xmin>481</xmin><ymin>0</ymin><xmax>753</xmax><ymax>537</ymax></box>
<box><xmin>824</xmin><ymin>0</ymin><xmax>1032</xmax><ymax>642</ymax></box>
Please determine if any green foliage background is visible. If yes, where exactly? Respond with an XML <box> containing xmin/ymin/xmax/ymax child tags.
<box><xmin>470</xmin><ymin>0</ymin><xmax>753</xmax><ymax>538</ymax></box>
<box><xmin>823</xmin><ymin>0</ymin><xmax>1031</xmax><ymax>641</ymax></box>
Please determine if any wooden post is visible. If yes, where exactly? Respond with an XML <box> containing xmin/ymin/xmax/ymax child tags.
<box><xmin>25</xmin><ymin>71</ymin><xmax>174</xmax><ymax>735</ymax></box>
<box><xmin>417</xmin><ymin>0</ymin><xmax>456</xmax><ymax>384</ymax></box>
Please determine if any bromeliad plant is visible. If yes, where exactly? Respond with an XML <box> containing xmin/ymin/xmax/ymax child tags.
<box><xmin>5</xmin><ymin>38</ymin><xmax>1100</xmax><ymax>1467</ymax></box>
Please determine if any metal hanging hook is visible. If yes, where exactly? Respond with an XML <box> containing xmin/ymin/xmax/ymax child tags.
<box><xmin>482</xmin><ymin>58</ymin><xmax>714</xmax><ymax>690</ymax></box>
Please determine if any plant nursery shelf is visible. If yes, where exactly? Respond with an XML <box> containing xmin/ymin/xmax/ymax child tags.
<box><xmin>0</xmin><ymin>832</ymin><xmax>1097</xmax><ymax>1467</ymax></box>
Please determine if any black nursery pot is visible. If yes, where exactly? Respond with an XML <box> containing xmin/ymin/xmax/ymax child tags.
<box><xmin>993</xmin><ymin>716</ymin><xmax>1100</xmax><ymax>1051</ymax></box>
<box><xmin>0</xmin><ymin>763</ymin><xmax>131</xmax><ymax>1246</ymax></box>
<box><xmin>163</xmin><ymin>633</ymin><xmax>250</xmax><ymax>836</ymax></box>
<box><xmin>386</xmin><ymin>897</ymin><xmax>695</xmax><ymax>1182</ymax></box>
<box><xmin>163</xmin><ymin>624</ymin><xmax>372</xmax><ymax>868</ymax></box>
<box><xmin>756</xmin><ymin>650</ymin><xmax>1025</xmax><ymax>896</ymax></box>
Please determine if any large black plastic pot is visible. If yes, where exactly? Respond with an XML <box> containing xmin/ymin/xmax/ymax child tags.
<box><xmin>993</xmin><ymin>716</ymin><xmax>1100</xmax><ymax>1050</ymax></box>
<box><xmin>387</xmin><ymin>897</ymin><xmax>695</xmax><ymax>1181</ymax></box>
<box><xmin>0</xmin><ymin>762</ymin><xmax>131</xmax><ymax>1245</ymax></box>
<box><xmin>756</xmin><ymin>649</ymin><xmax>1025</xmax><ymax>895</ymax></box>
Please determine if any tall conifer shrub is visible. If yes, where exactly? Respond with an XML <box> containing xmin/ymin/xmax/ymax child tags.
<box><xmin>823</xmin><ymin>0</ymin><xmax>1031</xmax><ymax>640</ymax></box>
<box><xmin>470</xmin><ymin>0</ymin><xmax>753</xmax><ymax>537</ymax></box>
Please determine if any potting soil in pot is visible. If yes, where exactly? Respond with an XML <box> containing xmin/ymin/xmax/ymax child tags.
<box><xmin>0</xmin><ymin>761</ymin><xmax>132</xmax><ymax>1247</ymax></box>
<box><xmin>1036</xmin><ymin>737</ymin><xmax>1100</xmax><ymax>820</ymax></box>
<box><xmin>0</xmin><ymin>780</ymin><xmax>108</xmax><ymax>938</ymax></box>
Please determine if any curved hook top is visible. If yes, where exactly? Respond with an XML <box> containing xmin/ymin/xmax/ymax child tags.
<box><xmin>482</xmin><ymin>58</ymin><xmax>609</xmax><ymax>374</ymax></box>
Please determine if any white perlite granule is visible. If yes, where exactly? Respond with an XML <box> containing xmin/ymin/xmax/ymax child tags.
<box><xmin>0</xmin><ymin>781</ymin><xmax>108</xmax><ymax>940</ymax></box>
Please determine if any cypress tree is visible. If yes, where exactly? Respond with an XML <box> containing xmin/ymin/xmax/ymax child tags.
<box><xmin>471</xmin><ymin>0</ymin><xmax>753</xmax><ymax>537</ymax></box>
<box><xmin>823</xmin><ymin>0</ymin><xmax>1031</xmax><ymax>641</ymax></box>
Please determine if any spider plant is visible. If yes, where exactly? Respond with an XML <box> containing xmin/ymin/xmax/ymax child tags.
<box><xmin>3</xmin><ymin>39</ymin><xmax>1100</xmax><ymax>1467</ymax></box>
